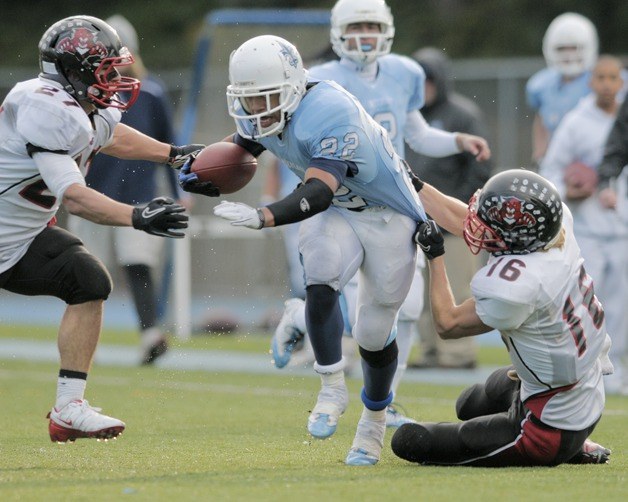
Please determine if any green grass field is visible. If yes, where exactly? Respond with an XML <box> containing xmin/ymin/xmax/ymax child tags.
<box><xmin>1</xmin><ymin>326</ymin><xmax>627</xmax><ymax>501</ymax></box>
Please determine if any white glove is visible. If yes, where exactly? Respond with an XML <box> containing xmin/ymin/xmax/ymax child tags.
<box><xmin>213</xmin><ymin>201</ymin><xmax>264</xmax><ymax>229</ymax></box>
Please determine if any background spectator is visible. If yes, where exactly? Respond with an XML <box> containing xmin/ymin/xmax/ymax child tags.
<box><xmin>406</xmin><ymin>46</ymin><xmax>493</xmax><ymax>370</ymax></box>
<box><xmin>526</xmin><ymin>12</ymin><xmax>598</xmax><ymax>165</ymax></box>
<box><xmin>68</xmin><ymin>15</ymin><xmax>187</xmax><ymax>365</ymax></box>
<box><xmin>540</xmin><ymin>55</ymin><xmax>628</xmax><ymax>395</ymax></box>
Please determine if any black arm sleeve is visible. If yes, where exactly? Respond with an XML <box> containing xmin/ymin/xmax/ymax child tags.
<box><xmin>598</xmin><ymin>99</ymin><xmax>628</xmax><ymax>188</ymax></box>
<box><xmin>266</xmin><ymin>178</ymin><xmax>334</xmax><ymax>226</ymax></box>
<box><xmin>232</xmin><ymin>133</ymin><xmax>266</xmax><ymax>158</ymax></box>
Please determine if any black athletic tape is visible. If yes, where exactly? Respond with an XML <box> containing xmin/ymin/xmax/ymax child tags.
<box><xmin>359</xmin><ymin>340</ymin><xmax>399</xmax><ymax>368</ymax></box>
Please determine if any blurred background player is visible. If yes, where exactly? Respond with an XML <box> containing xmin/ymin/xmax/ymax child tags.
<box><xmin>0</xmin><ymin>15</ymin><xmax>193</xmax><ymax>442</ymax></box>
<box><xmin>67</xmin><ymin>15</ymin><xmax>193</xmax><ymax>365</ymax></box>
<box><xmin>526</xmin><ymin>12</ymin><xmax>598</xmax><ymax>165</ymax></box>
<box><xmin>405</xmin><ymin>46</ymin><xmax>493</xmax><ymax>370</ymax></box>
<box><xmin>392</xmin><ymin>170</ymin><xmax>612</xmax><ymax>467</ymax></box>
<box><xmin>269</xmin><ymin>0</ymin><xmax>492</xmax><ymax>428</ymax></box>
<box><xmin>540</xmin><ymin>55</ymin><xmax>628</xmax><ymax>396</ymax></box>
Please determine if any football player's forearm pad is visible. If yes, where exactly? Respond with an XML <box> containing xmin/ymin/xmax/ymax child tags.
<box><xmin>266</xmin><ymin>178</ymin><xmax>334</xmax><ymax>226</ymax></box>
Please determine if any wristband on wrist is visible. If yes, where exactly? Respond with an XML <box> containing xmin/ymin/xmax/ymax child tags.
<box><xmin>256</xmin><ymin>208</ymin><xmax>266</xmax><ymax>229</ymax></box>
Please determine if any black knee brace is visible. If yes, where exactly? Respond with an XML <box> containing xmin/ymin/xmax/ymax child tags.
<box><xmin>65</xmin><ymin>247</ymin><xmax>113</xmax><ymax>304</ymax></box>
<box><xmin>359</xmin><ymin>339</ymin><xmax>398</xmax><ymax>368</ymax></box>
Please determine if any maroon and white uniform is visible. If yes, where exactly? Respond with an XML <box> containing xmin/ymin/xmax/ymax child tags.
<box><xmin>392</xmin><ymin>205</ymin><xmax>611</xmax><ymax>467</ymax></box>
<box><xmin>0</xmin><ymin>77</ymin><xmax>120</xmax><ymax>273</ymax></box>
<box><xmin>472</xmin><ymin>205</ymin><xmax>607</xmax><ymax>430</ymax></box>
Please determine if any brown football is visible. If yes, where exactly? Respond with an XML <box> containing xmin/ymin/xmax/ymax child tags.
<box><xmin>564</xmin><ymin>161</ymin><xmax>598</xmax><ymax>199</ymax></box>
<box><xmin>191</xmin><ymin>142</ymin><xmax>257</xmax><ymax>194</ymax></box>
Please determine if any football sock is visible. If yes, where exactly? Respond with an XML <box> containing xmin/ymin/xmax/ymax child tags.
<box><xmin>56</xmin><ymin>369</ymin><xmax>87</xmax><ymax>409</ymax></box>
<box><xmin>305</xmin><ymin>285</ymin><xmax>343</xmax><ymax>365</ymax></box>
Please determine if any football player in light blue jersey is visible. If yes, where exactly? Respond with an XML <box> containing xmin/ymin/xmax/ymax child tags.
<box><xmin>273</xmin><ymin>0</ymin><xmax>491</xmax><ymax>430</ymax></box>
<box><xmin>526</xmin><ymin>13</ymin><xmax>598</xmax><ymax>164</ymax></box>
<box><xmin>179</xmin><ymin>33</ymin><xmax>490</xmax><ymax>466</ymax></box>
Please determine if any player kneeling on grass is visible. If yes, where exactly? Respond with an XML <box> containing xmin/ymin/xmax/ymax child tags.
<box><xmin>0</xmin><ymin>15</ymin><xmax>198</xmax><ymax>443</ymax></box>
<box><xmin>391</xmin><ymin>169</ymin><xmax>612</xmax><ymax>466</ymax></box>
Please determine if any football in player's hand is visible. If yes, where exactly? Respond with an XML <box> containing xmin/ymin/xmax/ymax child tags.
<box><xmin>191</xmin><ymin>142</ymin><xmax>257</xmax><ymax>194</ymax></box>
<box><xmin>563</xmin><ymin>161</ymin><xmax>598</xmax><ymax>200</ymax></box>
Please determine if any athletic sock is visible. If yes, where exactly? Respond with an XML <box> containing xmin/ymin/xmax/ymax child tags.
<box><xmin>55</xmin><ymin>369</ymin><xmax>87</xmax><ymax>409</ymax></box>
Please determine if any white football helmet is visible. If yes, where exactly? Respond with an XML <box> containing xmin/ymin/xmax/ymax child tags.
<box><xmin>226</xmin><ymin>35</ymin><xmax>307</xmax><ymax>139</ymax></box>
<box><xmin>542</xmin><ymin>12</ymin><xmax>598</xmax><ymax>78</ymax></box>
<box><xmin>330</xmin><ymin>0</ymin><xmax>395</xmax><ymax>66</ymax></box>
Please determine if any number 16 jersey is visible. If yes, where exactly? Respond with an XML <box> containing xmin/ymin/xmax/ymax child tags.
<box><xmin>471</xmin><ymin>205</ymin><xmax>607</xmax><ymax>430</ymax></box>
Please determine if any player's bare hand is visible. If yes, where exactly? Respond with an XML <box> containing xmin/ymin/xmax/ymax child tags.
<box><xmin>456</xmin><ymin>133</ymin><xmax>491</xmax><ymax>162</ymax></box>
<box><xmin>598</xmin><ymin>187</ymin><xmax>617</xmax><ymax>209</ymax></box>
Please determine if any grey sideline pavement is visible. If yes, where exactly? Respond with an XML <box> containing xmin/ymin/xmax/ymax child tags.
<box><xmin>0</xmin><ymin>293</ymin><xmax>501</xmax><ymax>386</ymax></box>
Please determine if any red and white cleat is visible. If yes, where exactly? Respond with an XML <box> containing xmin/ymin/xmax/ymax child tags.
<box><xmin>47</xmin><ymin>399</ymin><xmax>125</xmax><ymax>443</ymax></box>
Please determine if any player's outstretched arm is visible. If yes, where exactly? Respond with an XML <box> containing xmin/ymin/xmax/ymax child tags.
<box><xmin>63</xmin><ymin>184</ymin><xmax>188</xmax><ymax>238</ymax></box>
<box><xmin>411</xmin><ymin>179</ymin><xmax>467</xmax><ymax>237</ymax></box>
<box><xmin>100</xmin><ymin>123</ymin><xmax>204</xmax><ymax>167</ymax></box>
<box><xmin>214</xmin><ymin>167</ymin><xmax>337</xmax><ymax>229</ymax></box>
<box><xmin>415</xmin><ymin>220</ymin><xmax>491</xmax><ymax>339</ymax></box>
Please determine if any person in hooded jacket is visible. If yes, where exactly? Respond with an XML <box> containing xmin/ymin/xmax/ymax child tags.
<box><xmin>405</xmin><ymin>47</ymin><xmax>493</xmax><ymax>370</ymax></box>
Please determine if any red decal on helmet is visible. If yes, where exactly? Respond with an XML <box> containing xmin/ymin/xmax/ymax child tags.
<box><xmin>57</xmin><ymin>28</ymin><xmax>108</xmax><ymax>59</ymax></box>
<box><xmin>487</xmin><ymin>196</ymin><xmax>537</xmax><ymax>229</ymax></box>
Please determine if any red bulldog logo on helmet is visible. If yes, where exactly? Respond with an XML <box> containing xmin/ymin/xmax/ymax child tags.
<box><xmin>486</xmin><ymin>196</ymin><xmax>536</xmax><ymax>229</ymax></box>
<box><xmin>56</xmin><ymin>27</ymin><xmax>108</xmax><ymax>59</ymax></box>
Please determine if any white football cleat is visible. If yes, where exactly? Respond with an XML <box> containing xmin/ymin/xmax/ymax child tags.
<box><xmin>385</xmin><ymin>403</ymin><xmax>418</xmax><ymax>428</ymax></box>
<box><xmin>307</xmin><ymin>381</ymin><xmax>349</xmax><ymax>439</ymax></box>
<box><xmin>47</xmin><ymin>399</ymin><xmax>125</xmax><ymax>443</ymax></box>
<box><xmin>271</xmin><ymin>298</ymin><xmax>305</xmax><ymax>369</ymax></box>
<box><xmin>345</xmin><ymin>408</ymin><xmax>386</xmax><ymax>466</ymax></box>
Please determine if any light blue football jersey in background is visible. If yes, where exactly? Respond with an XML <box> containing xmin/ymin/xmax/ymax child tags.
<box><xmin>309</xmin><ymin>55</ymin><xmax>425</xmax><ymax>155</ymax></box>
<box><xmin>526</xmin><ymin>68</ymin><xmax>592</xmax><ymax>135</ymax></box>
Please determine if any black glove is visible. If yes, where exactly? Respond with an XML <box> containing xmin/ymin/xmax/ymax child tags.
<box><xmin>132</xmin><ymin>197</ymin><xmax>189</xmax><ymax>238</ymax></box>
<box><xmin>413</xmin><ymin>219</ymin><xmax>445</xmax><ymax>259</ymax></box>
<box><xmin>178</xmin><ymin>157</ymin><xmax>221</xmax><ymax>197</ymax></box>
<box><xmin>402</xmin><ymin>159</ymin><xmax>424</xmax><ymax>193</ymax></box>
<box><xmin>167</xmin><ymin>144</ymin><xmax>205</xmax><ymax>169</ymax></box>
